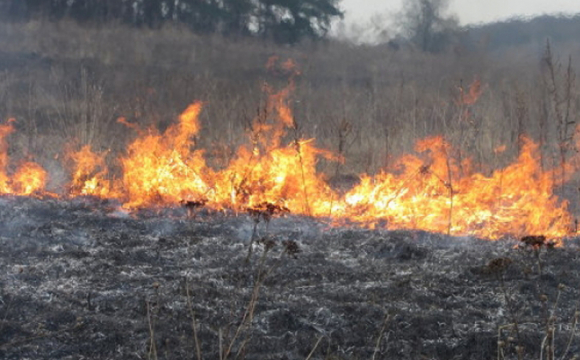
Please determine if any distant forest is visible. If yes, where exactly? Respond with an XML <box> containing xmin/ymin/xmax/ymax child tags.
<box><xmin>463</xmin><ymin>15</ymin><xmax>580</xmax><ymax>51</ymax></box>
<box><xmin>0</xmin><ymin>1</ymin><xmax>579</xmax><ymax>51</ymax></box>
<box><xmin>0</xmin><ymin>0</ymin><xmax>343</xmax><ymax>44</ymax></box>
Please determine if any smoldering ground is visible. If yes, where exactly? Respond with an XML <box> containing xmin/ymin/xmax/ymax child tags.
<box><xmin>1</xmin><ymin>197</ymin><xmax>580</xmax><ymax>359</ymax></box>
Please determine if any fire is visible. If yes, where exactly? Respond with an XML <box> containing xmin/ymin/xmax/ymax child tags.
<box><xmin>0</xmin><ymin>119</ymin><xmax>14</xmax><ymax>193</ymax></box>
<box><xmin>0</xmin><ymin>119</ymin><xmax>47</xmax><ymax>196</ymax></box>
<box><xmin>119</xmin><ymin>102</ymin><xmax>212</xmax><ymax>208</ymax></box>
<box><xmin>336</xmin><ymin>137</ymin><xmax>572</xmax><ymax>240</ymax></box>
<box><xmin>67</xmin><ymin>144</ymin><xmax>117</xmax><ymax>198</ymax></box>
<box><xmin>210</xmin><ymin>79</ymin><xmax>336</xmax><ymax>214</ymax></box>
<box><xmin>11</xmin><ymin>162</ymin><xmax>48</xmax><ymax>196</ymax></box>
<box><xmin>0</xmin><ymin>66</ymin><xmax>577</xmax><ymax>241</ymax></box>
<box><xmin>214</xmin><ymin>138</ymin><xmax>336</xmax><ymax>214</ymax></box>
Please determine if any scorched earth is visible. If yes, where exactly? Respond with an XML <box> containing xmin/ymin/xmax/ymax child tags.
<box><xmin>1</xmin><ymin>196</ymin><xmax>580</xmax><ymax>359</ymax></box>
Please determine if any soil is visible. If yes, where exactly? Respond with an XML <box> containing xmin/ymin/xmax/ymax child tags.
<box><xmin>1</xmin><ymin>196</ymin><xmax>580</xmax><ymax>359</ymax></box>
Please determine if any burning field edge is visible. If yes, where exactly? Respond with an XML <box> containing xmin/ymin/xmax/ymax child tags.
<box><xmin>0</xmin><ymin>62</ymin><xmax>578</xmax><ymax>242</ymax></box>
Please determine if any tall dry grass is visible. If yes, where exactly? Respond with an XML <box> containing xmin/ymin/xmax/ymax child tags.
<box><xmin>0</xmin><ymin>19</ymin><xmax>579</xmax><ymax>191</ymax></box>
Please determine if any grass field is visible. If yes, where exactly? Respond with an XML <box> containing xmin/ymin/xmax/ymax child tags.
<box><xmin>1</xmin><ymin>18</ymin><xmax>580</xmax><ymax>359</ymax></box>
<box><xmin>0</xmin><ymin>19</ymin><xmax>578</xmax><ymax>181</ymax></box>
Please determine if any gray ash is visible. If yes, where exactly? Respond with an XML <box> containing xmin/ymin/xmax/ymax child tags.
<box><xmin>1</xmin><ymin>196</ymin><xmax>580</xmax><ymax>359</ymax></box>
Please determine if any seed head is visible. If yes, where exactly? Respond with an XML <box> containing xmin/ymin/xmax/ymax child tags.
<box><xmin>558</xmin><ymin>283</ymin><xmax>565</xmax><ymax>291</ymax></box>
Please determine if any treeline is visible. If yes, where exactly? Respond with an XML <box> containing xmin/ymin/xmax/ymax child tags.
<box><xmin>0</xmin><ymin>0</ymin><xmax>342</xmax><ymax>43</ymax></box>
<box><xmin>465</xmin><ymin>14</ymin><xmax>580</xmax><ymax>51</ymax></box>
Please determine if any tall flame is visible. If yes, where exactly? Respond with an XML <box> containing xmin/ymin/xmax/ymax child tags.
<box><xmin>119</xmin><ymin>102</ymin><xmax>212</xmax><ymax>208</ymax></box>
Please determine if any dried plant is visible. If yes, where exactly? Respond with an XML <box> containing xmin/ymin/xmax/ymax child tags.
<box><xmin>542</xmin><ymin>40</ymin><xmax>578</xmax><ymax>185</ymax></box>
<box><xmin>519</xmin><ymin>235</ymin><xmax>557</xmax><ymax>275</ymax></box>
<box><xmin>181</xmin><ymin>199</ymin><xmax>208</xmax><ymax>218</ymax></box>
<box><xmin>281</xmin><ymin>239</ymin><xmax>301</xmax><ymax>259</ymax></box>
<box><xmin>495</xmin><ymin>238</ymin><xmax>578</xmax><ymax>360</ymax></box>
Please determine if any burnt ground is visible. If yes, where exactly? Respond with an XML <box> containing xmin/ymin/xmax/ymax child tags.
<box><xmin>1</xmin><ymin>197</ymin><xmax>580</xmax><ymax>359</ymax></box>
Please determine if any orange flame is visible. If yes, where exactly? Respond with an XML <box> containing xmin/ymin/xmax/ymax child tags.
<box><xmin>0</xmin><ymin>119</ymin><xmax>47</xmax><ymax>196</ymax></box>
<box><xmin>0</xmin><ymin>69</ymin><xmax>577</xmax><ymax>242</ymax></box>
<box><xmin>336</xmin><ymin>137</ymin><xmax>572</xmax><ymax>240</ymax></box>
<box><xmin>458</xmin><ymin>77</ymin><xmax>484</xmax><ymax>106</ymax></box>
<box><xmin>0</xmin><ymin>119</ymin><xmax>15</xmax><ymax>193</ymax></box>
<box><xmin>11</xmin><ymin>162</ymin><xmax>47</xmax><ymax>196</ymax></box>
<box><xmin>67</xmin><ymin>145</ymin><xmax>117</xmax><ymax>198</ymax></box>
<box><xmin>120</xmin><ymin>102</ymin><xmax>212</xmax><ymax>208</ymax></box>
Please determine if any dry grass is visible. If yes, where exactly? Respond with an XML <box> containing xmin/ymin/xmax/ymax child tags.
<box><xmin>0</xmin><ymin>19</ymin><xmax>579</xmax><ymax>188</ymax></box>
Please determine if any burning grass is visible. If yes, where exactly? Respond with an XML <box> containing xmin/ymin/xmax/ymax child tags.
<box><xmin>0</xmin><ymin>119</ymin><xmax>47</xmax><ymax>196</ymax></box>
<box><xmin>2</xmin><ymin>19</ymin><xmax>580</xmax><ymax>360</ymax></box>
<box><xmin>0</xmin><ymin>67</ymin><xmax>578</xmax><ymax>242</ymax></box>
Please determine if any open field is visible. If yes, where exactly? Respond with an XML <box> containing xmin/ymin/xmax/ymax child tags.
<box><xmin>1</xmin><ymin>18</ymin><xmax>580</xmax><ymax>359</ymax></box>
<box><xmin>0</xmin><ymin>19</ymin><xmax>579</xmax><ymax>179</ymax></box>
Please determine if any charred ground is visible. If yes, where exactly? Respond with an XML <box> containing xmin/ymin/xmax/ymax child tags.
<box><xmin>1</xmin><ymin>197</ymin><xmax>580</xmax><ymax>359</ymax></box>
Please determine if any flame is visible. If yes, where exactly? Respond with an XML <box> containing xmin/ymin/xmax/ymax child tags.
<box><xmin>0</xmin><ymin>119</ymin><xmax>48</xmax><ymax>196</ymax></box>
<box><xmin>0</xmin><ymin>62</ymin><xmax>577</xmax><ymax>242</ymax></box>
<box><xmin>336</xmin><ymin>137</ymin><xmax>572</xmax><ymax>240</ymax></box>
<box><xmin>11</xmin><ymin>162</ymin><xmax>47</xmax><ymax>195</ymax></box>
<box><xmin>207</xmin><ymin>65</ymin><xmax>336</xmax><ymax>214</ymax></box>
<box><xmin>119</xmin><ymin>102</ymin><xmax>212</xmax><ymax>208</ymax></box>
<box><xmin>458</xmin><ymin>77</ymin><xmax>484</xmax><ymax>106</ymax></box>
<box><xmin>67</xmin><ymin>144</ymin><xmax>117</xmax><ymax>198</ymax></box>
<box><xmin>214</xmin><ymin>137</ymin><xmax>336</xmax><ymax>214</ymax></box>
<box><xmin>0</xmin><ymin>119</ymin><xmax>15</xmax><ymax>193</ymax></box>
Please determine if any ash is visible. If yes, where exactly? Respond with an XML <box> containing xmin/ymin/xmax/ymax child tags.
<box><xmin>1</xmin><ymin>196</ymin><xmax>580</xmax><ymax>359</ymax></box>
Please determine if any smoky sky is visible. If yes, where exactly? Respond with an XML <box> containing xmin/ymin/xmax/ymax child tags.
<box><xmin>340</xmin><ymin>0</ymin><xmax>580</xmax><ymax>26</ymax></box>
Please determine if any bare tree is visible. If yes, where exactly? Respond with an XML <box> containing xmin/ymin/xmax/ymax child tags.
<box><xmin>397</xmin><ymin>0</ymin><xmax>459</xmax><ymax>52</ymax></box>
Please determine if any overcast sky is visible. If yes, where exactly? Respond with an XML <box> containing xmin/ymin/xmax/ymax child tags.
<box><xmin>340</xmin><ymin>0</ymin><xmax>580</xmax><ymax>26</ymax></box>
